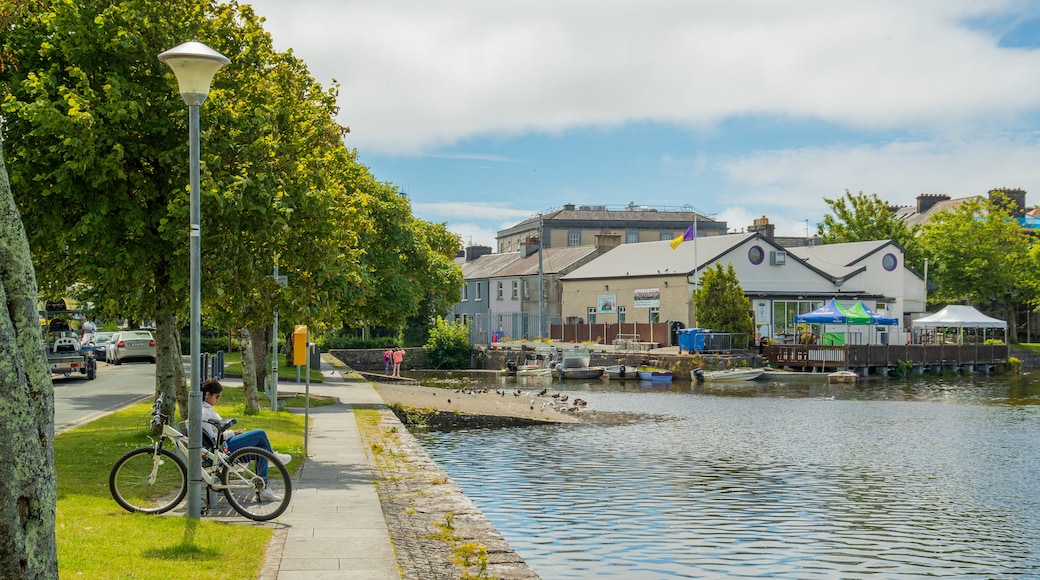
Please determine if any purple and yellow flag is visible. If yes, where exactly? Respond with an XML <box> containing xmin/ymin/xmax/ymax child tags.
<box><xmin>669</xmin><ymin>223</ymin><xmax>696</xmax><ymax>249</ymax></box>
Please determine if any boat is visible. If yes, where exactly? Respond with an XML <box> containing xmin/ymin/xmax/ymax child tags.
<box><xmin>559</xmin><ymin>348</ymin><xmax>592</xmax><ymax>369</ymax></box>
<box><xmin>758</xmin><ymin>369</ymin><xmax>829</xmax><ymax>381</ymax></box>
<box><xmin>603</xmin><ymin>364</ymin><xmax>638</xmax><ymax>379</ymax></box>
<box><xmin>556</xmin><ymin>365</ymin><xmax>605</xmax><ymax>380</ymax></box>
<box><xmin>827</xmin><ymin>370</ymin><xmax>858</xmax><ymax>383</ymax></box>
<box><xmin>692</xmin><ymin>368</ymin><xmax>764</xmax><ymax>382</ymax></box>
<box><xmin>516</xmin><ymin>366</ymin><xmax>553</xmax><ymax>377</ymax></box>
<box><xmin>636</xmin><ymin>365</ymin><xmax>673</xmax><ymax>382</ymax></box>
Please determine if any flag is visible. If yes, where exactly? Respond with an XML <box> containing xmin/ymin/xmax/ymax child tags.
<box><xmin>669</xmin><ymin>222</ymin><xmax>696</xmax><ymax>249</ymax></box>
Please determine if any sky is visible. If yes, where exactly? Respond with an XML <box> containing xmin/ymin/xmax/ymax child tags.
<box><xmin>245</xmin><ymin>0</ymin><xmax>1040</xmax><ymax>249</ymax></box>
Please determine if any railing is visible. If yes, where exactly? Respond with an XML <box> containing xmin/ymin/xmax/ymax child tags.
<box><xmin>766</xmin><ymin>343</ymin><xmax>1011</xmax><ymax>370</ymax></box>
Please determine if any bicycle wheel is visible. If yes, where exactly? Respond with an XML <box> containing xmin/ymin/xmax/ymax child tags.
<box><xmin>221</xmin><ymin>446</ymin><xmax>292</xmax><ymax>521</ymax></box>
<box><xmin>110</xmin><ymin>447</ymin><xmax>187</xmax><ymax>514</ymax></box>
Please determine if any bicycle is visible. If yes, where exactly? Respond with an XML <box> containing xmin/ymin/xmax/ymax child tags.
<box><xmin>109</xmin><ymin>394</ymin><xmax>292</xmax><ymax>521</ymax></box>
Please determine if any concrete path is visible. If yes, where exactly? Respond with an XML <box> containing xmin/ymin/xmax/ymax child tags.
<box><xmin>260</xmin><ymin>355</ymin><xmax>401</xmax><ymax>580</ymax></box>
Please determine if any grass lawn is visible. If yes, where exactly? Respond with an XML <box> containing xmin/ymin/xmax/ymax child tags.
<box><xmin>56</xmin><ymin>386</ymin><xmax>316</xmax><ymax>579</ymax></box>
<box><xmin>221</xmin><ymin>352</ymin><xmax>325</xmax><ymax>383</ymax></box>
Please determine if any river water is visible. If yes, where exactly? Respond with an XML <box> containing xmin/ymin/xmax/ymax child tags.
<box><xmin>409</xmin><ymin>371</ymin><xmax>1040</xmax><ymax>579</ymax></box>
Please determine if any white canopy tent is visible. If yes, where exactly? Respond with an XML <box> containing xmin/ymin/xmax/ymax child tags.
<box><xmin>911</xmin><ymin>305</ymin><xmax>1007</xmax><ymax>344</ymax></box>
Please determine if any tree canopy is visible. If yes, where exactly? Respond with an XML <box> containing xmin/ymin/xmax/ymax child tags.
<box><xmin>818</xmin><ymin>190</ymin><xmax>923</xmax><ymax>270</ymax></box>
<box><xmin>693</xmin><ymin>263</ymin><xmax>754</xmax><ymax>338</ymax></box>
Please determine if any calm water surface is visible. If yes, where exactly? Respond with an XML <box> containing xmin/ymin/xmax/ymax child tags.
<box><xmin>410</xmin><ymin>371</ymin><xmax>1040</xmax><ymax>579</ymax></box>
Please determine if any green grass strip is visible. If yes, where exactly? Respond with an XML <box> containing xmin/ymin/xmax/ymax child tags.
<box><xmin>57</xmin><ymin>386</ymin><xmax>309</xmax><ymax>578</ymax></box>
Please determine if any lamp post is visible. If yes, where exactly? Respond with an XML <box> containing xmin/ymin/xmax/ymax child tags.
<box><xmin>158</xmin><ymin>40</ymin><xmax>229</xmax><ymax>520</ymax></box>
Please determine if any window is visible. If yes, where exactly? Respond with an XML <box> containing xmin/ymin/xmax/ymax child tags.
<box><xmin>462</xmin><ymin>284</ymin><xmax>468</xmax><ymax>301</ymax></box>
<box><xmin>748</xmin><ymin>245</ymin><xmax>764</xmax><ymax>265</ymax></box>
<box><xmin>523</xmin><ymin>280</ymin><xmax>529</xmax><ymax>299</ymax></box>
<box><xmin>660</xmin><ymin>230</ymin><xmax>673</xmax><ymax>241</ymax></box>
<box><xmin>497</xmin><ymin>282</ymin><xmax>503</xmax><ymax>300</ymax></box>
<box><xmin>772</xmin><ymin>300</ymin><xmax>823</xmax><ymax>337</ymax></box>
<box><xmin>568</xmin><ymin>231</ymin><xmax>581</xmax><ymax>246</ymax></box>
<box><xmin>587</xmin><ymin>307</ymin><xmax>597</xmax><ymax>325</ymax></box>
<box><xmin>507</xmin><ymin>240</ymin><xmax>512</xmax><ymax>252</ymax></box>
<box><xmin>649</xmin><ymin>307</ymin><xmax>660</xmax><ymax>323</ymax></box>
<box><xmin>626</xmin><ymin>231</ymin><xmax>639</xmax><ymax>244</ymax></box>
<box><xmin>882</xmin><ymin>253</ymin><xmax>898</xmax><ymax>271</ymax></box>
<box><xmin>618</xmin><ymin>306</ymin><xmax>627</xmax><ymax>323</ymax></box>
<box><xmin>476</xmin><ymin>282</ymin><xmax>482</xmax><ymax>301</ymax></box>
<box><xmin>511</xmin><ymin>281</ymin><xmax>519</xmax><ymax>299</ymax></box>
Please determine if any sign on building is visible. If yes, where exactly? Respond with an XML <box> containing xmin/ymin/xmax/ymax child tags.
<box><xmin>597</xmin><ymin>294</ymin><xmax>617</xmax><ymax>313</ymax></box>
<box><xmin>633</xmin><ymin>288</ymin><xmax>660</xmax><ymax>308</ymax></box>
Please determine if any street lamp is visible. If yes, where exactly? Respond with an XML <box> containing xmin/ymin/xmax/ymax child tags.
<box><xmin>158</xmin><ymin>40</ymin><xmax>229</xmax><ymax>520</ymax></box>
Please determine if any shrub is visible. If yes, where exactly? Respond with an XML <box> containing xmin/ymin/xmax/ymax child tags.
<box><xmin>180</xmin><ymin>336</ymin><xmax>238</xmax><ymax>354</ymax></box>
<box><xmin>424</xmin><ymin>317</ymin><xmax>471</xmax><ymax>369</ymax></box>
<box><xmin>316</xmin><ymin>329</ymin><xmax>399</xmax><ymax>351</ymax></box>
<box><xmin>1007</xmin><ymin>356</ymin><xmax>1022</xmax><ymax>374</ymax></box>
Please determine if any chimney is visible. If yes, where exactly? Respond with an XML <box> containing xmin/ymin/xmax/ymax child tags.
<box><xmin>747</xmin><ymin>215</ymin><xmax>775</xmax><ymax>239</ymax></box>
<box><xmin>916</xmin><ymin>194</ymin><xmax>950</xmax><ymax>214</ymax></box>
<box><xmin>465</xmin><ymin>245</ymin><xmax>492</xmax><ymax>262</ymax></box>
<box><xmin>990</xmin><ymin>188</ymin><xmax>1026</xmax><ymax>218</ymax></box>
<box><xmin>562</xmin><ymin>204</ymin><xmax>575</xmax><ymax>211</ymax></box>
<box><xmin>520</xmin><ymin>237</ymin><xmax>541</xmax><ymax>257</ymax></box>
<box><xmin>595</xmin><ymin>232</ymin><xmax>621</xmax><ymax>251</ymax></box>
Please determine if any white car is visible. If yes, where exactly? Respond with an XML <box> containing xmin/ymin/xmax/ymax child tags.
<box><xmin>108</xmin><ymin>331</ymin><xmax>157</xmax><ymax>365</ymax></box>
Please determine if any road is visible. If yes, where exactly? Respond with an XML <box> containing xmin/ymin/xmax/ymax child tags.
<box><xmin>53</xmin><ymin>359</ymin><xmax>155</xmax><ymax>434</ymax></box>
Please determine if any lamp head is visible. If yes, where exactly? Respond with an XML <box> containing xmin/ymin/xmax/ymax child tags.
<box><xmin>158</xmin><ymin>41</ymin><xmax>229</xmax><ymax>106</ymax></box>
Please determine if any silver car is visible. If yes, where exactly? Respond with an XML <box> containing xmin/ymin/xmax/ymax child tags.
<box><xmin>109</xmin><ymin>330</ymin><xmax>157</xmax><ymax>365</ymax></box>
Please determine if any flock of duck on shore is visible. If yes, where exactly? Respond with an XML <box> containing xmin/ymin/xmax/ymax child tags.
<box><xmin>436</xmin><ymin>386</ymin><xmax>594</xmax><ymax>415</ymax></box>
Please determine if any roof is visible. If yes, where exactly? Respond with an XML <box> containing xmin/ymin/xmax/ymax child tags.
<box><xmin>911</xmin><ymin>305</ymin><xmax>1006</xmax><ymax>328</ymax></box>
<box><xmin>892</xmin><ymin>197</ymin><xmax>976</xmax><ymax>228</ymax></box>
<box><xmin>491</xmin><ymin>246</ymin><xmax>601</xmax><ymax>277</ymax></box>
<box><xmin>498</xmin><ymin>207</ymin><xmax>719</xmax><ymax>236</ymax></box>
<box><xmin>794</xmin><ymin>240</ymin><xmax>897</xmax><ymax>277</ymax></box>
<box><xmin>459</xmin><ymin>252</ymin><xmax>523</xmax><ymax>279</ymax></box>
<box><xmin>563</xmin><ymin>233</ymin><xmax>757</xmax><ymax>279</ymax></box>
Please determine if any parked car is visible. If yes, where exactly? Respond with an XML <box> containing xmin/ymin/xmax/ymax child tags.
<box><xmin>86</xmin><ymin>331</ymin><xmax>116</xmax><ymax>362</ymax></box>
<box><xmin>108</xmin><ymin>330</ymin><xmax>157</xmax><ymax>365</ymax></box>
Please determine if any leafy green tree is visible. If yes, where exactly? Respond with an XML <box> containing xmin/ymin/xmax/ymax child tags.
<box><xmin>0</xmin><ymin>136</ymin><xmax>58</xmax><ymax>578</ymax></box>
<box><xmin>693</xmin><ymin>263</ymin><xmax>754</xmax><ymax>338</ymax></box>
<box><xmin>818</xmin><ymin>190</ymin><xmax>923</xmax><ymax>270</ymax></box>
<box><xmin>918</xmin><ymin>193</ymin><xmax>1035</xmax><ymax>342</ymax></box>
<box><xmin>423</xmin><ymin>317</ymin><xmax>471</xmax><ymax>369</ymax></box>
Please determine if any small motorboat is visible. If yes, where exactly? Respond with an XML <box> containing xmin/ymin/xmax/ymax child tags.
<box><xmin>636</xmin><ymin>365</ymin><xmax>673</xmax><ymax>382</ymax></box>
<box><xmin>556</xmin><ymin>364</ymin><xmax>605</xmax><ymax>380</ymax></box>
<box><xmin>827</xmin><ymin>370</ymin><xmax>858</xmax><ymax>383</ymax></box>
<box><xmin>692</xmin><ymin>368</ymin><xmax>764</xmax><ymax>383</ymax></box>
<box><xmin>603</xmin><ymin>364</ymin><xmax>637</xmax><ymax>379</ymax></box>
<box><xmin>516</xmin><ymin>365</ymin><xmax>552</xmax><ymax>377</ymax></box>
<box><xmin>559</xmin><ymin>348</ymin><xmax>592</xmax><ymax>369</ymax></box>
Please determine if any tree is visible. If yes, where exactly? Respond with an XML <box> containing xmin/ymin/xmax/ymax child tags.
<box><xmin>693</xmin><ymin>263</ymin><xmax>754</xmax><ymax>338</ymax></box>
<box><xmin>818</xmin><ymin>190</ymin><xmax>923</xmax><ymax>270</ymax></box>
<box><xmin>918</xmin><ymin>193</ymin><xmax>1035</xmax><ymax>342</ymax></box>
<box><xmin>423</xmin><ymin>317</ymin><xmax>471</xmax><ymax>369</ymax></box>
<box><xmin>0</xmin><ymin>137</ymin><xmax>58</xmax><ymax>577</ymax></box>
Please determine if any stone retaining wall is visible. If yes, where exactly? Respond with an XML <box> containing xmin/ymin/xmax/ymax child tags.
<box><xmin>358</xmin><ymin>405</ymin><xmax>540</xmax><ymax>579</ymax></box>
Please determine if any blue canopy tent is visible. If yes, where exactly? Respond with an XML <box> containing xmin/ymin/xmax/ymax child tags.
<box><xmin>795</xmin><ymin>299</ymin><xmax>882</xmax><ymax>345</ymax></box>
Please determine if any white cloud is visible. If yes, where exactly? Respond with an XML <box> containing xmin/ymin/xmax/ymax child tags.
<box><xmin>250</xmin><ymin>0</ymin><xmax>1040</xmax><ymax>154</ymax></box>
<box><xmin>412</xmin><ymin>201</ymin><xmax>535</xmax><ymax>222</ymax></box>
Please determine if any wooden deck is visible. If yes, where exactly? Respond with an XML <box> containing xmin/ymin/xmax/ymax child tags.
<box><xmin>766</xmin><ymin>343</ymin><xmax>1011</xmax><ymax>374</ymax></box>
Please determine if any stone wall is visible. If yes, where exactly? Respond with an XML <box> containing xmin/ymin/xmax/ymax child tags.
<box><xmin>330</xmin><ymin>347</ymin><xmax>426</xmax><ymax>372</ymax></box>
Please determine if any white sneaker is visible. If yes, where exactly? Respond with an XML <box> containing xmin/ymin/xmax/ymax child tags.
<box><xmin>258</xmin><ymin>488</ymin><xmax>281</xmax><ymax>502</ymax></box>
<box><xmin>273</xmin><ymin>452</ymin><xmax>292</xmax><ymax>465</ymax></box>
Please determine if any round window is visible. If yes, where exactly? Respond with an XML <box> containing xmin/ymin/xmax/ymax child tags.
<box><xmin>748</xmin><ymin>245</ymin><xmax>764</xmax><ymax>265</ymax></box>
<box><xmin>882</xmin><ymin>253</ymin><xmax>898</xmax><ymax>271</ymax></box>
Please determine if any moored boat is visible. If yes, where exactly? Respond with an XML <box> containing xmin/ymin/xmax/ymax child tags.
<box><xmin>559</xmin><ymin>348</ymin><xmax>592</xmax><ymax>369</ymax></box>
<box><xmin>827</xmin><ymin>370</ymin><xmax>858</xmax><ymax>383</ymax></box>
<box><xmin>603</xmin><ymin>364</ymin><xmax>637</xmax><ymax>379</ymax></box>
<box><xmin>692</xmin><ymin>368</ymin><xmax>764</xmax><ymax>382</ymax></box>
<box><xmin>556</xmin><ymin>365</ymin><xmax>605</xmax><ymax>380</ymax></box>
<box><xmin>636</xmin><ymin>365</ymin><xmax>673</xmax><ymax>381</ymax></box>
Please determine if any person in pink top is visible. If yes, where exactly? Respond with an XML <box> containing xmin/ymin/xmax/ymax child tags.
<box><xmin>392</xmin><ymin>348</ymin><xmax>405</xmax><ymax>377</ymax></box>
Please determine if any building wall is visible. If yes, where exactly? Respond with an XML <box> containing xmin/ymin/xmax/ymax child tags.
<box><xmin>562</xmin><ymin>275</ymin><xmax>690</xmax><ymax>325</ymax></box>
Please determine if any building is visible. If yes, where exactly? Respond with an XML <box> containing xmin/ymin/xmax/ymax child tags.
<box><xmin>890</xmin><ymin>188</ymin><xmax>1031</xmax><ymax>229</ymax></box>
<box><xmin>560</xmin><ymin>232</ymin><xmax>926</xmax><ymax>345</ymax></box>
<box><xmin>495</xmin><ymin>203</ymin><xmax>727</xmax><ymax>254</ymax></box>
<box><xmin>452</xmin><ymin>236</ymin><xmax>617</xmax><ymax>343</ymax></box>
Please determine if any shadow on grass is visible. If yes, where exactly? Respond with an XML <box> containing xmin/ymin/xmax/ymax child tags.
<box><xmin>142</xmin><ymin>520</ymin><xmax>222</xmax><ymax>562</ymax></box>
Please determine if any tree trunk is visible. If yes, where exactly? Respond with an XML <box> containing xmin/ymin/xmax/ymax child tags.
<box><xmin>250</xmin><ymin>323</ymin><xmax>269</xmax><ymax>402</ymax></box>
<box><xmin>0</xmin><ymin>141</ymin><xmax>59</xmax><ymax>577</ymax></box>
<box><xmin>153</xmin><ymin>309</ymin><xmax>179</xmax><ymax>427</ymax></box>
<box><xmin>173</xmin><ymin>328</ymin><xmax>187</xmax><ymax>421</ymax></box>
<box><xmin>239</xmin><ymin>328</ymin><xmax>260</xmax><ymax>414</ymax></box>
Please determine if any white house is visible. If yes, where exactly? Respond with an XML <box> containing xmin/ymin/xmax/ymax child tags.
<box><xmin>560</xmin><ymin>232</ymin><xmax>926</xmax><ymax>344</ymax></box>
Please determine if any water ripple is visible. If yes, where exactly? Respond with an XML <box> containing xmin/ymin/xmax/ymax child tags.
<box><xmin>415</xmin><ymin>375</ymin><xmax>1040</xmax><ymax>579</ymax></box>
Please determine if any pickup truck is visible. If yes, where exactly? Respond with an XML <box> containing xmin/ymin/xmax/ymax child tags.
<box><xmin>45</xmin><ymin>331</ymin><xmax>96</xmax><ymax>380</ymax></box>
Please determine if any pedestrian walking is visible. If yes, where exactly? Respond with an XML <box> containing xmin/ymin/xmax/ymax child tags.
<box><xmin>392</xmin><ymin>347</ymin><xmax>405</xmax><ymax>377</ymax></box>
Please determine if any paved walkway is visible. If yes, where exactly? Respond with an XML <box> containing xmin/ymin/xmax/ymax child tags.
<box><xmin>258</xmin><ymin>355</ymin><xmax>401</xmax><ymax>580</ymax></box>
